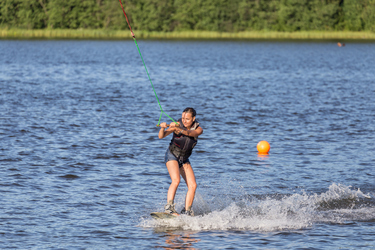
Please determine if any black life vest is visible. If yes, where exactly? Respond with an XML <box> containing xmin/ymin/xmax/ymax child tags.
<box><xmin>169</xmin><ymin>118</ymin><xmax>199</xmax><ymax>163</ymax></box>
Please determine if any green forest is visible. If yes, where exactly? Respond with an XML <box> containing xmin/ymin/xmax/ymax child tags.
<box><xmin>1</xmin><ymin>0</ymin><xmax>375</xmax><ymax>32</ymax></box>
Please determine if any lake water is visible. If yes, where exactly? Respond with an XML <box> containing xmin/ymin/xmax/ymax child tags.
<box><xmin>0</xmin><ymin>39</ymin><xmax>374</xmax><ymax>249</ymax></box>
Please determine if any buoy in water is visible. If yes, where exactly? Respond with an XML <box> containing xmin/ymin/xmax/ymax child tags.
<box><xmin>257</xmin><ymin>141</ymin><xmax>270</xmax><ymax>154</ymax></box>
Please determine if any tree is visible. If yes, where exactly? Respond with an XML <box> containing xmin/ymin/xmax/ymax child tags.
<box><xmin>0</xmin><ymin>0</ymin><xmax>374</xmax><ymax>32</ymax></box>
<box><xmin>101</xmin><ymin>0</ymin><xmax>127</xmax><ymax>29</ymax></box>
<box><xmin>126</xmin><ymin>0</ymin><xmax>175</xmax><ymax>31</ymax></box>
<box><xmin>309</xmin><ymin>0</ymin><xmax>342</xmax><ymax>31</ymax></box>
<box><xmin>361</xmin><ymin>0</ymin><xmax>375</xmax><ymax>31</ymax></box>
<box><xmin>0</xmin><ymin>0</ymin><xmax>20</xmax><ymax>28</ymax></box>
<box><xmin>17</xmin><ymin>0</ymin><xmax>47</xmax><ymax>29</ymax></box>
<box><xmin>343</xmin><ymin>0</ymin><xmax>364</xmax><ymax>30</ymax></box>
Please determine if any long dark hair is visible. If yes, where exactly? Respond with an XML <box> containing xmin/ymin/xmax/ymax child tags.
<box><xmin>183</xmin><ymin>107</ymin><xmax>196</xmax><ymax>117</ymax></box>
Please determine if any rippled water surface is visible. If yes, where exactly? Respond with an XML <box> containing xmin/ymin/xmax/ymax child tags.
<box><xmin>1</xmin><ymin>40</ymin><xmax>374</xmax><ymax>249</ymax></box>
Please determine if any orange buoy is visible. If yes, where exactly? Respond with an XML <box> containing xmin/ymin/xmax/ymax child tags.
<box><xmin>257</xmin><ymin>141</ymin><xmax>270</xmax><ymax>154</ymax></box>
<box><xmin>337</xmin><ymin>42</ymin><xmax>342</xmax><ymax>47</ymax></box>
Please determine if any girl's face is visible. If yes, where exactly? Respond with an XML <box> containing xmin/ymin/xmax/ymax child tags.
<box><xmin>182</xmin><ymin>112</ymin><xmax>195</xmax><ymax>129</ymax></box>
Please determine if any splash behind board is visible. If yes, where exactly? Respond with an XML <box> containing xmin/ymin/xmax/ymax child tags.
<box><xmin>150</xmin><ymin>212</ymin><xmax>177</xmax><ymax>220</ymax></box>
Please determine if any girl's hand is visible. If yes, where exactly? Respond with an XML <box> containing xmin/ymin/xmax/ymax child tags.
<box><xmin>173</xmin><ymin>127</ymin><xmax>183</xmax><ymax>135</ymax></box>
<box><xmin>170</xmin><ymin>122</ymin><xmax>179</xmax><ymax>128</ymax></box>
<box><xmin>160</xmin><ymin>122</ymin><xmax>167</xmax><ymax>128</ymax></box>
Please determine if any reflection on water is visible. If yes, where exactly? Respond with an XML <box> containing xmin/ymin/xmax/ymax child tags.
<box><xmin>257</xmin><ymin>153</ymin><xmax>269</xmax><ymax>160</ymax></box>
<box><xmin>155</xmin><ymin>230</ymin><xmax>200</xmax><ymax>249</ymax></box>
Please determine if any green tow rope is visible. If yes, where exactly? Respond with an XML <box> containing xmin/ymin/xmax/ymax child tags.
<box><xmin>132</xmin><ymin>39</ymin><xmax>178</xmax><ymax>126</ymax></box>
<box><xmin>118</xmin><ymin>0</ymin><xmax>178</xmax><ymax>126</ymax></box>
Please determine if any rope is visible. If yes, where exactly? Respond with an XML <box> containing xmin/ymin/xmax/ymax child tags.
<box><xmin>118</xmin><ymin>0</ymin><xmax>177</xmax><ymax>126</ymax></box>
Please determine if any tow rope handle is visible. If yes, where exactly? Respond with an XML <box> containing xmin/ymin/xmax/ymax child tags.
<box><xmin>156</xmin><ymin>123</ymin><xmax>180</xmax><ymax>127</ymax></box>
<box><xmin>118</xmin><ymin>0</ymin><xmax>178</xmax><ymax>127</ymax></box>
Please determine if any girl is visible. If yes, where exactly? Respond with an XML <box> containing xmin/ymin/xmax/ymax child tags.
<box><xmin>158</xmin><ymin>108</ymin><xmax>203</xmax><ymax>216</ymax></box>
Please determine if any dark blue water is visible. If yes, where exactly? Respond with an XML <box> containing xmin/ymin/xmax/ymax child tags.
<box><xmin>0</xmin><ymin>40</ymin><xmax>374</xmax><ymax>249</ymax></box>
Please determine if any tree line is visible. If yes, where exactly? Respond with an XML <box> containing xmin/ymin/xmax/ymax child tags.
<box><xmin>1</xmin><ymin>0</ymin><xmax>374</xmax><ymax>32</ymax></box>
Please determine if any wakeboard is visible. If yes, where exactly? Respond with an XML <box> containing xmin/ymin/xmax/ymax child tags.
<box><xmin>150</xmin><ymin>212</ymin><xmax>178</xmax><ymax>220</ymax></box>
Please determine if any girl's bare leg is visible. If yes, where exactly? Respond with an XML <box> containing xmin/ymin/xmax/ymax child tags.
<box><xmin>180</xmin><ymin>163</ymin><xmax>197</xmax><ymax>211</ymax></box>
<box><xmin>166</xmin><ymin>160</ymin><xmax>180</xmax><ymax>205</ymax></box>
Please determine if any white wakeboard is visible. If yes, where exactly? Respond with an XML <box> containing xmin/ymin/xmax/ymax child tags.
<box><xmin>150</xmin><ymin>212</ymin><xmax>178</xmax><ymax>220</ymax></box>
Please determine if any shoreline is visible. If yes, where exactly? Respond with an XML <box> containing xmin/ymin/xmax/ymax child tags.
<box><xmin>1</xmin><ymin>29</ymin><xmax>375</xmax><ymax>40</ymax></box>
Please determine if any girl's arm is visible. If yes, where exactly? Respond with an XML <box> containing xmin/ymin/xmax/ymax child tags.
<box><xmin>158</xmin><ymin>122</ymin><xmax>174</xmax><ymax>139</ymax></box>
<box><xmin>175</xmin><ymin>126</ymin><xmax>203</xmax><ymax>138</ymax></box>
